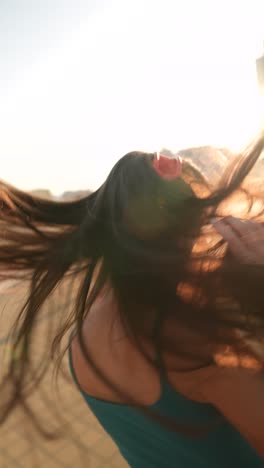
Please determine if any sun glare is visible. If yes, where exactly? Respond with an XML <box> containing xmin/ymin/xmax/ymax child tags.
<box><xmin>1</xmin><ymin>0</ymin><xmax>264</xmax><ymax>193</ymax></box>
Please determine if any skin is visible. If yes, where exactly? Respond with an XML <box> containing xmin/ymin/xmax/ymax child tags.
<box><xmin>71</xmin><ymin>217</ymin><xmax>264</xmax><ymax>458</ymax></box>
<box><xmin>73</xmin><ymin>150</ymin><xmax>264</xmax><ymax>458</ymax></box>
<box><xmin>212</xmin><ymin>217</ymin><xmax>264</xmax><ymax>265</ymax></box>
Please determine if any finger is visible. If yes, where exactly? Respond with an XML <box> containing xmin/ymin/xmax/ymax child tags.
<box><xmin>225</xmin><ymin>217</ymin><xmax>264</xmax><ymax>245</ymax></box>
<box><xmin>225</xmin><ymin>217</ymin><xmax>249</xmax><ymax>237</ymax></box>
<box><xmin>212</xmin><ymin>220</ymin><xmax>248</xmax><ymax>259</ymax></box>
<box><xmin>250</xmin><ymin>220</ymin><xmax>264</xmax><ymax>234</ymax></box>
<box><xmin>213</xmin><ymin>218</ymin><xmax>264</xmax><ymax>264</ymax></box>
<box><xmin>226</xmin><ymin>217</ymin><xmax>263</xmax><ymax>232</ymax></box>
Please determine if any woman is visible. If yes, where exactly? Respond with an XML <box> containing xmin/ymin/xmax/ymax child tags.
<box><xmin>0</xmin><ymin>135</ymin><xmax>264</xmax><ymax>467</ymax></box>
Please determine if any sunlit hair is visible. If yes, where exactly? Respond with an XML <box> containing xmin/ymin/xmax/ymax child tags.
<box><xmin>0</xmin><ymin>133</ymin><xmax>264</xmax><ymax>437</ymax></box>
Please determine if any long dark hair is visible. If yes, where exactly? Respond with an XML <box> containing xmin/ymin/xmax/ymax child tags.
<box><xmin>0</xmin><ymin>134</ymin><xmax>264</xmax><ymax>437</ymax></box>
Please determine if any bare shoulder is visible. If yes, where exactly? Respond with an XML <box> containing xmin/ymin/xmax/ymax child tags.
<box><xmin>162</xmin><ymin>319</ymin><xmax>263</xmax><ymax>403</ymax></box>
<box><xmin>200</xmin><ymin>364</ymin><xmax>264</xmax><ymax>457</ymax></box>
<box><xmin>167</xmin><ymin>331</ymin><xmax>264</xmax><ymax>459</ymax></box>
<box><xmin>70</xmin><ymin>288</ymin><xmax>161</xmax><ymax>405</ymax></box>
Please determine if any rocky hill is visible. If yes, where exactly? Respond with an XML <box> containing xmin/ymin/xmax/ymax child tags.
<box><xmin>30</xmin><ymin>146</ymin><xmax>263</xmax><ymax>200</ymax></box>
<box><xmin>30</xmin><ymin>189</ymin><xmax>53</xmax><ymax>199</ymax></box>
<box><xmin>30</xmin><ymin>189</ymin><xmax>91</xmax><ymax>201</ymax></box>
<box><xmin>161</xmin><ymin>146</ymin><xmax>233</xmax><ymax>185</ymax></box>
<box><xmin>161</xmin><ymin>145</ymin><xmax>264</xmax><ymax>189</ymax></box>
<box><xmin>59</xmin><ymin>190</ymin><xmax>91</xmax><ymax>201</ymax></box>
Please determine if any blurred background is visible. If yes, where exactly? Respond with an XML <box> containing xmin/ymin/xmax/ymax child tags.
<box><xmin>1</xmin><ymin>0</ymin><xmax>264</xmax><ymax>197</ymax></box>
<box><xmin>0</xmin><ymin>2</ymin><xmax>264</xmax><ymax>467</ymax></box>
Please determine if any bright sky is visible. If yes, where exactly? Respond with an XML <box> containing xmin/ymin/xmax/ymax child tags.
<box><xmin>1</xmin><ymin>0</ymin><xmax>264</xmax><ymax>195</ymax></box>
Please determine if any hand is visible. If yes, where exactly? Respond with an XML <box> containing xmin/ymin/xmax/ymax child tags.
<box><xmin>212</xmin><ymin>217</ymin><xmax>264</xmax><ymax>265</ymax></box>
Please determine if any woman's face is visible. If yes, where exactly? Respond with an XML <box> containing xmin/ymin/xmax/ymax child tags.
<box><xmin>124</xmin><ymin>153</ymin><xmax>195</xmax><ymax>243</ymax></box>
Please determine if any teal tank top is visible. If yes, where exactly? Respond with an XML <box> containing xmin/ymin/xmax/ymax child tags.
<box><xmin>68</xmin><ymin>334</ymin><xmax>263</xmax><ymax>467</ymax></box>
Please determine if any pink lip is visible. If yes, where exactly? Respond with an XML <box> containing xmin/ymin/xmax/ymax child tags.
<box><xmin>153</xmin><ymin>153</ymin><xmax>182</xmax><ymax>180</ymax></box>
